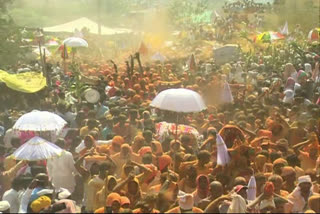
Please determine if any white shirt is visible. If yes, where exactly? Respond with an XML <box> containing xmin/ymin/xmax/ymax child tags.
<box><xmin>18</xmin><ymin>188</ymin><xmax>32</xmax><ymax>213</ymax></box>
<box><xmin>47</xmin><ymin>150</ymin><xmax>77</xmax><ymax>193</ymax></box>
<box><xmin>2</xmin><ymin>189</ymin><xmax>21</xmax><ymax>213</ymax></box>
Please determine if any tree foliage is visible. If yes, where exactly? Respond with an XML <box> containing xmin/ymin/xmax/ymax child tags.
<box><xmin>168</xmin><ymin>0</ymin><xmax>209</xmax><ymax>29</ymax></box>
<box><xmin>266</xmin><ymin>0</ymin><xmax>319</xmax><ymax>31</ymax></box>
<box><xmin>0</xmin><ymin>0</ymin><xmax>26</xmax><ymax>68</ymax></box>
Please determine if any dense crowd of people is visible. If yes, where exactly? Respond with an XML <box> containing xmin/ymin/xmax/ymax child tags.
<box><xmin>0</xmin><ymin>7</ymin><xmax>320</xmax><ymax>214</ymax></box>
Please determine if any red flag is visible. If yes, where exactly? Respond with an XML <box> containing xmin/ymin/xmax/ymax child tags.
<box><xmin>59</xmin><ymin>44</ymin><xmax>68</xmax><ymax>59</ymax></box>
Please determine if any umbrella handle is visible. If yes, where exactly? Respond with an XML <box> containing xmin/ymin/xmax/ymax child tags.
<box><xmin>175</xmin><ymin>113</ymin><xmax>179</xmax><ymax>142</ymax></box>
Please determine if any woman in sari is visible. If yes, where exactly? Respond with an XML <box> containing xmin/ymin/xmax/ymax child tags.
<box><xmin>114</xmin><ymin>174</ymin><xmax>143</xmax><ymax>209</ymax></box>
<box><xmin>192</xmin><ymin>174</ymin><xmax>210</xmax><ymax>206</ymax></box>
<box><xmin>95</xmin><ymin>175</ymin><xmax>118</xmax><ymax>210</ymax></box>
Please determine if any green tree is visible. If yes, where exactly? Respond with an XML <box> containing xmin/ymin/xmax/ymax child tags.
<box><xmin>168</xmin><ymin>0</ymin><xmax>209</xmax><ymax>29</ymax></box>
<box><xmin>267</xmin><ymin>0</ymin><xmax>320</xmax><ymax>31</ymax></box>
<box><xmin>0</xmin><ymin>0</ymin><xmax>25</xmax><ymax>68</ymax></box>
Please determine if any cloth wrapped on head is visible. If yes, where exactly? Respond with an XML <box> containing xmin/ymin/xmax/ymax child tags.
<box><xmin>158</xmin><ymin>155</ymin><xmax>172</xmax><ymax>171</ymax></box>
<box><xmin>298</xmin><ymin>175</ymin><xmax>312</xmax><ymax>185</ymax></box>
<box><xmin>273</xmin><ymin>158</ymin><xmax>288</xmax><ymax>167</ymax></box>
<box><xmin>281</xmin><ymin>166</ymin><xmax>295</xmax><ymax>177</ymax></box>
<box><xmin>30</xmin><ymin>196</ymin><xmax>52</xmax><ymax>213</ymax></box>
<box><xmin>106</xmin><ymin>192</ymin><xmax>121</xmax><ymax>207</ymax></box>
<box><xmin>138</xmin><ymin>146</ymin><xmax>152</xmax><ymax>157</ymax></box>
<box><xmin>112</xmin><ymin>136</ymin><xmax>124</xmax><ymax>146</ymax></box>
<box><xmin>120</xmin><ymin>196</ymin><xmax>130</xmax><ymax>206</ymax></box>
<box><xmin>0</xmin><ymin>201</ymin><xmax>10</xmax><ymax>212</ymax></box>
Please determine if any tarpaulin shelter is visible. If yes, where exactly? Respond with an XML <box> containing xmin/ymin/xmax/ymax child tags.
<box><xmin>44</xmin><ymin>17</ymin><xmax>132</xmax><ymax>35</ymax></box>
<box><xmin>0</xmin><ymin>70</ymin><xmax>46</xmax><ymax>93</ymax></box>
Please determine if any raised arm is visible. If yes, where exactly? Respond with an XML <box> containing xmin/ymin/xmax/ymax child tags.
<box><xmin>131</xmin><ymin>160</ymin><xmax>152</xmax><ymax>184</ymax></box>
<box><xmin>247</xmin><ymin>193</ymin><xmax>265</xmax><ymax>210</ymax></box>
<box><xmin>204</xmin><ymin>195</ymin><xmax>231</xmax><ymax>213</ymax></box>
<box><xmin>74</xmin><ymin>154</ymin><xmax>90</xmax><ymax>179</ymax></box>
<box><xmin>113</xmin><ymin>173</ymin><xmax>134</xmax><ymax>193</ymax></box>
<box><xmin>110</xmin><ymin>60</ymin><xmax>118</xmax><ymax>74</ymax></box>
<box><xmin>3</xmin><ymin>160</ymin><xmax>26</xmax><ymax>178</ymax></box>
<box><xmin>293</xmin><ymin>139</ymin><xmax>312</xmax><ymax>155</ymax></box>
<box><xmin>105</xmin><ymin>154</ymin><xmax>117</xmax><ymax>173</ymax></box>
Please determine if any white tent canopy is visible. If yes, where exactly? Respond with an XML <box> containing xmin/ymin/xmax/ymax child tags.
<box><xmin>44</xmin><ymin>17</ymin><xmax>132</xmax><ymax>35</ymax></box>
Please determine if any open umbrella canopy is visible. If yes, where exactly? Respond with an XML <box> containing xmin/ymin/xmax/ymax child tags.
<box><xmin>12</xmin><ymin>136</ymin><xmax>62</xmax><ymax>161</ymax></box>
<box><xmin>151</xmin><ymin>52</ymin><xmax>166</xmax><ymax>62</ymax></box>
<box><xmin>63</xmin><ymin>37</ymin><xmax>88</xmax><ymax>47</ymax></box>
<box><xmin>13</xmin><ymin>110</ymin><xmax>67</xmax><ymax>132</ymax></box>
<box><xmin>308</xmin><ymin>28</ymin><xmax>320</xmax><ymax>41</ymax></box>
<box><xmin>150</xmin><ymin>88</ymin><xmax>206</xmax><ymax>113</ymax></box>
<box><xmin>255</xmin><ymin>31</ymin><xmax>285</xmax><ymax>43</ymax></box>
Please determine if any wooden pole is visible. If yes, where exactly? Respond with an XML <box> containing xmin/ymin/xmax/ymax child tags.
<box><xmin>43</xmin><ymin>48</ymin><xmax>49</xmax><ymax>87</ymax></box>
<box><xmin>175</xmin><ymin>113</ymin><xmax>179</xmax><ymax>142</ymax></box>
<box><xmin>38</xmin><ymin>40</ymin><xmax>43</xmax><ymax>66</ymax></box>
<box><xmin>63</xmin><ymin>44</ymin><xmax>67</xmax><ymax>74</ymax></box>
<box><xmin>72</xmin><ymin>48</ymin><xmax>75</xmax><ymax>63</ymax></box>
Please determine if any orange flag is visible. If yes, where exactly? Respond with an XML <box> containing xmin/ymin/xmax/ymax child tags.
<box><xmin>139</xmin><ymin>42</ymin><xmax>149</xmax><ymax>56</ymax></box>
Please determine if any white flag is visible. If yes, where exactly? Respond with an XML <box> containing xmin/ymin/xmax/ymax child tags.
<box><xmin>280</xmin><ymin>21</ymin><xmax>289</xmax><ymax>35</ymax></box>
<box><xmin>216</xmin><ymin>134</ymin><xmax>230</xmax><ymax>166</ymax></box>
<box><xmin>247</xmin><ymin>176</ymin><xmax>257</xmax><ymax>201</ymax></box>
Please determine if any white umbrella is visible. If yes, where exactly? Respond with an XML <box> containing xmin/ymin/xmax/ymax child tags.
<box><xmin>150</xmin><ymin>88</ymin><xmax>206</xmax><ymax>113</ymax></box>
<box><xmin>13</xmin><ymin>110</ymin><xmax>67</xmax><ymax>133</ymax></box>
<box><xmin>12</xmin><ymin>136</ymin><xmax>62</xmax><ymax>161</ymax></box>
<box><xmin>63</xmin><ymin>37</ymin><xmax>88</xmax><ymax>47</ymax></box>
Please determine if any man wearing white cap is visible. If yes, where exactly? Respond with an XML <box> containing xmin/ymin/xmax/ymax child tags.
<box><xmin>166</xmin><ymin>193</ymin><xmax>204</xmax><ymax>213</ymax></box>
<box><xmin>54</xmin><ymin>188</ymin><xmax>77</xmax><ymax>213</ymax></box>
<box><xmin>0</xmin><ymin>201</ymin><xmax>10</xmax><ymax>213</ymax></box>
<box><xmin>285</xmin><ymin>175</ymin><xmax>319</xmax><ymax>213</ymax></box>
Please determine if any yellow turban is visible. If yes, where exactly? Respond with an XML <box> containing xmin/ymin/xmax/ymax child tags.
<box><xmin>30</xmin><ymin>196</ymin><xmax>51</xmax><ymax>213</ymax></box>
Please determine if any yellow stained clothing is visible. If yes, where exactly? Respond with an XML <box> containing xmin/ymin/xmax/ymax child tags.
<box><xmin>80</xmin><ymin>126</ymin><xmax>100</xmax><ymax>138</ymax></box>
<box><xmin>95</xmin><ymin>176</ymin><xmax>118</xmax><ymax>209</ymax></box>
<box><xmin>0</xmin><ymin>161</ymin><xmax>25</xmax><ymax>197</ymax></box>
<box><xmin>86</xmin><ymin>176</ymin><xmax>104</xmax><ymax>212</ymax></box>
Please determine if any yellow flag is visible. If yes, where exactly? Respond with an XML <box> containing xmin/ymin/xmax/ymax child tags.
<box><xmin>0</xmin><ymin>70</ymin><xmax>47</xmax><ymax>93</ymax></box>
